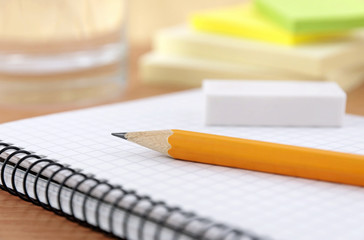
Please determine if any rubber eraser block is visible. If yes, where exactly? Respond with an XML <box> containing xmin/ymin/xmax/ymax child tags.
<box><xmin>254</xmin><ymin>0</ymin><xmax>364</xmax><ymax>33</ymax></box>
<box><xmin>203</xmin><ymin>80</ymin><xmax>346</xmax><ymax>126</ymax></box>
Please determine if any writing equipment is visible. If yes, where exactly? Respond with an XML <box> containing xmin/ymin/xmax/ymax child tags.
<box><xmin>203</xmin><ymin>80</ymin><xmax>346</xmax><ymax>126</ymax></box>
<box><xmin>255</xmin><ymin>0</ymin><xmax>364</xmax><ymax>34</ymax></box>
<box><xmin>112</xmin><ymin>128</ymin><xmax>364</xmax><ymax>187</ymax></box>
<box><xmin>190</xmin><ymin>3</ymin><xmax>344</xmax><ymax>45</ymax></box>
<box><xmin>1</xmin><ymin>90</ymin><xmax>364</xmax><ymax>240</ymax></box>
<box><xmin>154</xmin><ymin>26</ymin><xmax>364</xmax><ymax>79</ymax></box>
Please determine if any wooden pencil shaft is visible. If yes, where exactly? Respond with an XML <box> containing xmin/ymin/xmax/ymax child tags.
<box><xmin>123</xmin><ymin>130</ymin><xmax>173</xmax><ymax>154</ymax></box>
<box><xmin>117</xmin><ymin>129</ymin><xmax>364</xmax><ymax>187</ymax></box>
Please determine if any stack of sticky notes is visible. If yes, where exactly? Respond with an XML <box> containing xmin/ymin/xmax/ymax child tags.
<box><xmin>139</xmin><ymin>0</ymin><xmax>364</xmax><ymax>91</ymax></box>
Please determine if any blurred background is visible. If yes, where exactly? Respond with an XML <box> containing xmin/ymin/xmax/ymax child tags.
<box><xmin>0</xmin><ymin>0</ymin><xmax>363</xmax><ymax>121</ymax></box>
<box><xmin>129</xmin><ymin>0</ymin><xmax>242</xmax><ymax>44</ymax></box>
<box><xmin>0</xmin><ymin>0</ymin><xmax>241</xmax><ymax>111</ymax></box>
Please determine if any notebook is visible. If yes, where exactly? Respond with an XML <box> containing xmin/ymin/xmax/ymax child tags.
<box><xmin>1</xmin><ymin>89</ymin><xmax>364</xmax><ymax>240</ymax></box>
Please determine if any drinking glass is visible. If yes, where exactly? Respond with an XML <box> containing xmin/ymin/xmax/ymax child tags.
<box><xmin>0</xmin><ymin>0</ymin><xmax>127</xmax><ymax>108</ymax></box>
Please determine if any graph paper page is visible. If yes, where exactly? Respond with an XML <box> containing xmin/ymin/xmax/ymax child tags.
<box><xmin>1</xmin><ymin>89</ymin><xmax>364</xmax><ymax>240</ymax></box>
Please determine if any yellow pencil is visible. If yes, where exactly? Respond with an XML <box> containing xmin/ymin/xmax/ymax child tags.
<box><xmin>112</xmin><ymin>129</ymin><xmax>364</xmax><ymax>187</ymax></box>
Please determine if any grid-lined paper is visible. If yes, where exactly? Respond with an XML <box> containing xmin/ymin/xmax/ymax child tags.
<box><xmin>1</xmin><ymin>89</ymin><xmax>364</xmax><ymax>240</ymax></box>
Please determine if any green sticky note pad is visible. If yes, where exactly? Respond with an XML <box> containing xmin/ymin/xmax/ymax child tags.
<box><xmin>255</xmin><ymin>0</ymin><xmax>364</xmax><ymax>33</ymax></box>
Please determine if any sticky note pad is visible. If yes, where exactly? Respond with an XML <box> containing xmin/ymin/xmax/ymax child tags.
<box><xmin>203</xmin><ymin>80</ymin><xmax>346</xmax><ymax>127</ymax></box>
<box><xmin>254</xmin><ymin>0</ymin><xmax>364</xmax><ymax>33</ymax></box>
<box><xmin>139</xmin><ymin>53</ymin><xmax>318</xmax><ymax>87</ymax></box>
<box><xmin>190</xmin><ymin>3</ymin><xmax>343</xmax><ymax>45</ymax></box>
<box><xmin>140</xmin><ymin>52</ymin><xmax>364</xmax><ymax>91</ymax></box>
<box><xmin>154</xmin><ymin>26</ymin><xmax>364</xmax><ymax>79</ymax></box>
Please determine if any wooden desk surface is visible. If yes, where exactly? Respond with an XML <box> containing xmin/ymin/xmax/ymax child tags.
<box><xmin>0</xmin><ymin>45</ymin><xmax>363</xmax><ymax>240</ymax></box>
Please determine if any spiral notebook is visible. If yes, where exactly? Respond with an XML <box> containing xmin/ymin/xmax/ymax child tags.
<box><xmin>1</xmin><ymin>89</ymin><xmax>364</xmax><ymax>240</ymax></box>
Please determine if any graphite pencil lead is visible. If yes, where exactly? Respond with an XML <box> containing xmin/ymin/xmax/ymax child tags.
<box><xmin>111</xmin><ymin>132</ymin><xmax>127</xmax><ymax>140</ymax></box>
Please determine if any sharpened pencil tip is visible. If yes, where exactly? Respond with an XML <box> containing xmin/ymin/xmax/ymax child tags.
<box><xmin>112</xmin><ymin>132</ymin><xmax>127</xmax><ymax>140</ymax></box>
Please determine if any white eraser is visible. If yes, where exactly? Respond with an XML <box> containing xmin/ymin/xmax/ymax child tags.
<box><xmin>203</xmin><ymin>80</ymin><xmax>347</xmax><ymax>127</ymax></box>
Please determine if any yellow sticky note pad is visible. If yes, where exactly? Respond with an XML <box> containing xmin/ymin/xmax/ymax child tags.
<box><xmin>190</xmin><ymin>4</ymin><xmax>343</xmax><ymax>45</ymax></box>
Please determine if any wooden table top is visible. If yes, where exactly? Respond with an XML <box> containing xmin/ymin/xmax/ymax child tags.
<box><xmin>0</xmin><ymin>44</ymin><xmax>363</xmax><ymax>240</ymax></box>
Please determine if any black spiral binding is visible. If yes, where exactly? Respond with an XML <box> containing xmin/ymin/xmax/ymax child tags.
<box><xmin>0</xmin><ymin>141</ymin><xmax>265</xmax><ymax>240</ymax></box>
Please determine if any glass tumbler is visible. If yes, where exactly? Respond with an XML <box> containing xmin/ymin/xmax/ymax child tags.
<box><xmin>0</xmin><ymin>0</ymin><xmax>127</xmax><ymax>108</ymax></box>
